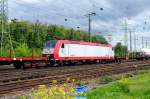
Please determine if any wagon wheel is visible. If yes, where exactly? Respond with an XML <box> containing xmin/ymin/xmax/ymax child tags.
<box><xmin>13</xmin><ymin>61</ymin><xmax>23</xmax><ymax>69</ymax></box>
<box><xmin>22</xmin><ymin>62</ymin><xmax>32</xmax><ymax>69</ymax></box>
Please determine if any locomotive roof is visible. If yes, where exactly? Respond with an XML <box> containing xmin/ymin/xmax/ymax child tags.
<box><xmin>57</xmin><ymin>40</ymin><xmax>112</xmax><ymax>47</ymax></box>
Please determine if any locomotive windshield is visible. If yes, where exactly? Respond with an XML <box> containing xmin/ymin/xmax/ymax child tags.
<box><xmin>42</xmin><ymin>40</ymin><xmax>57</xmax><ymax>55</ymax></box>
<box><xmin>44</xmin><ymin>40</ymin><xmax>57</xmax><ymax>48</ymax></box>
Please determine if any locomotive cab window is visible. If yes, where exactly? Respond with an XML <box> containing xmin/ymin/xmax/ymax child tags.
<box><xmin>61</xmin><ymin>44</ymin><xmax>65</xmax><ymax>48</ymax></box>
<box><xmin>44</xmin><ymin>40</ymin><xmax>57</xmax><ymax>48</ymax></box>
<box><xmin>112</xmin><ymin>47</ymin><xmax>114</xmax><ymax>51</ymax></box>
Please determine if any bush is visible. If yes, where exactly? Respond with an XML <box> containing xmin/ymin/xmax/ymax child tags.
<box><xmin>15</xmin><ymin>43</ymin><xmax>32</xmax><ymax>57</ymax></box>
<box><xmin>115</xmin><ymin>82</ymin><xmax>130</xmax><ymax>93</ymax></box>
<box><xmin>0</xmin><ymin>48</ymin><xmax>10</xmax><ymax>57</ymax></box>
<box><xmin>13</xmin><ymin>43</ymin><xmax>42</xmax><ymax>57</ymax></box>
<box><xmin>33</xmin><ymin>48</ymin><xmax>42</xmax><ymax>57</ymax></box>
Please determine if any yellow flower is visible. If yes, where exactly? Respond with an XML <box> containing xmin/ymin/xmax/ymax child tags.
<box><xmin>22</xmin><ymin>96</ymin><xmax>27</xmax><ymax>99</ymax></box>
<box><xmin>34</xmin><ymin>91</ymin><xmax>46</xmax><ymax>98</ymax></box>
<box><xmin>52</xmin><ymin>80</ymin><xmax>57</xmax><ymax>84</ymax></box>
<box><xmin>20</xmin><ymin>78</ymin><xmax>82</xmax><ymax>99</ymax></box>
<box><xmin>66</xmin><ymin>77</ymin><xmax>71</xmax><ymax>82</ymax></box>
<box><xmin>50</xmin><ymin>86</ymin><xmax>57</xmax><ymax>94</ymax></box>
<box><xmin>59</xmin><ymin>87</ymin><xmax>66</xmax><ymax>95</ymax></box>
<box><xmin>72</xmin><ymin>79</ymin><xmax>75</xmax><ymax>82</ymax></box>
<box><xmin>119</xmin><ymin>78</ymin><xmax>129</xmax><ymax>84</ymax></box>
<box><xmin>63</xmin><ymin>83</ymin><xmax>67</xmax><ymax>87</ymax></box>
<box><xmin>38</xmin><ymin>85</ymin><xmax>46</xmax><ymax>89</ymax></box>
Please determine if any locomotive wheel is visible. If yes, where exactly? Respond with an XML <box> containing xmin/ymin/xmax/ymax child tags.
<box><xmin>59</xmin><ymin>61</ymin><xmax>64</xmax><ymax>66</ymax></box>
<box><xmin>13</xmin><ymin>61</ymin><xmax>23</xmax><ymax>69</ymax></box>
<box><xmin>49</xmin><ymin>60</ymin><xmax>58</xmax><ymax>67</ymax></box>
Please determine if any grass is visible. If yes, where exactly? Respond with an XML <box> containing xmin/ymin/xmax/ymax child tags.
<box><xmin>86</xmin><ymin>70</ymin><xmax>150</xmax><ymax>99</ymax></box>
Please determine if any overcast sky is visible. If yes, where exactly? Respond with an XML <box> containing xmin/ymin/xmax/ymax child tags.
<box><xmin>9</xmin><ymin>0</ymin><xmax>150</xmax><ymax>50</ymax></box>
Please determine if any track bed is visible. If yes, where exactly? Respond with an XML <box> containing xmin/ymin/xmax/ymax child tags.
<box><xmin>0</xmin><ymin>60</ymin><xmax>150</xmax><ymax>96</ymax></box>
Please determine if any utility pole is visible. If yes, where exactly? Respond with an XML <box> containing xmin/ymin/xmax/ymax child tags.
<box><xmin>129</xmin><ymin>31</ymin><xmax>133</xmax><ymax>58</ymax></box>
<box><xmin>124</xmin><ymin>19</ymin><xmax>128</xmax><ymax>47</ymax></box>
<box><xmin>123</xmin><ymin>19</ymin><xmax>128</xmax><ymax>58</ymax></box>
<box><xmin>35</xmin><ymin>20</ymin><xmax>40</xmax><ymax>43</ymax></box>
<box><xmin>146</xmin><ymin>40</ymin><xmax>148</xmax><ymax>48</ymax></box>
<box><xmin>0</xmin><ymin>0</ymin><xmax>14</xmax><ymax>57</ymax></box>
<box><xmin>70</xmin><ymin>28</ymin><xmax>73</xmax><ymax>40</ymax></box>
<box><xmin>133</xmin><ymin>33</ymin><xmax>137</xmax><ymax>58</ymax></box>
<box><xmin>129</xmin><ymin>31</ymin><xmax>132</xmax><ymax>52</ymax></box>
<box><xmin>85</xmin><ymin>12</ymin><xmax>96</xmax><ymax>42</ymax></box>
<box><xmin>142</xmin><ymin>36</ymin><xmax>144</xmax><ymax>48</ymax></box>
<box><xmin>85</xmin><ymin>8</ymin><xmax>103</xmax><ymax>42</ymax></box>
<box><xmin>133</xmin><ymin>33</ymin><xmax>136</xmax><ymax>52</ymax></box>
<box><xmin>0</xmin><ymin>0</ymin><xmax>8</xmax><ymax>56</ymax></box>
<box><xmin>141</xmin><ymin>36</ymin><xmax>144</xmax><ymax>57</ymax></box>
<box><xmin>88</xmin><ymin>14</ymin><xmax>91</xmax><ymax>42</ymax></box>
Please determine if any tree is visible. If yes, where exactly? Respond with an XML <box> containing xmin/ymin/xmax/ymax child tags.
<box><xmin>91</xmin><ymin>35</ymin><xmax>108</xmax><ymax>44</ymax></box>
<box><xmin>1</xmin><ymin>19</ymin><xmax>108</xmax><ymax>57</ymax></box>
<box><xmin>114</xmin><ymin>42</ymin><xmax>128</xmax><ymax>57</ymax></box>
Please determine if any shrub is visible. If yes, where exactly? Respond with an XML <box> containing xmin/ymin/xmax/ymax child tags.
<box><xmin>114</xmin><ymin>82</ymin><xmax>130</xmax><ymax>93</ymax></box>
<box><xmin>0</xmin><ymin>48</ymin><xmax>10</xmax><ymax>57</ymax></box>
<box><xmin>15</xmin><ymin>43</ymin><xmax>32</xmax><ymax>57</ymax></box>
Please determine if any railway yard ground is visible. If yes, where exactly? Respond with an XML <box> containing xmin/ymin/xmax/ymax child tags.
<box><xmin>1</xmin><ymin>60</ymin><xmax>150</xmax><ymax>98</ymax></box>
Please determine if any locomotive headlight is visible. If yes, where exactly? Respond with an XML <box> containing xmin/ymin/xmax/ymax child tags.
<box><xmin>42</xmin><ymin>49</ymin><xmax>50</xmax><ymax>54</ymax></box>
<box><xmin>49</xmin><ymin>49</ymin><xmax>54</xmax><ymax>54</ymax></box>
<box><xmin>42</xmin><ymin>48</ymin><xmax>54</xmax><ymax>54</ymax></box>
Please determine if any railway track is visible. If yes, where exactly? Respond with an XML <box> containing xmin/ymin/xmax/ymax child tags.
<box><xmin>0</xmin><ymin>61</ymin><xmax>144</xmax><ymax>83</ymax></box>
<box><xmin>0</xmin><ymin>60</ymin><xmax>144</xmax><ymax>76</ymax></box>
<box><xmin>0</xmin><ymin>60</ymin><xmax>150</xmax><ymax>96</ymax></box>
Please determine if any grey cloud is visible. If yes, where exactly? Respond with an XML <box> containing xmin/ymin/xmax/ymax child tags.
<box><xmin>8</xmin><ymin>0</ymin><xmax>150</xmax><ymax>47</ymax></box>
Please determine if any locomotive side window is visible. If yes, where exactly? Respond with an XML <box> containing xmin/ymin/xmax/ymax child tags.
<box><xmin>61</xmin><ymin>44</ymin><xmax>65</xmax><ymax>48</ymax></box>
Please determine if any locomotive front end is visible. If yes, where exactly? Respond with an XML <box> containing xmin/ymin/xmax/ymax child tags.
<box><xmin>42</xmin><ymin>40</ymin><xmax>57</xmax><ymax>57</ymax></box>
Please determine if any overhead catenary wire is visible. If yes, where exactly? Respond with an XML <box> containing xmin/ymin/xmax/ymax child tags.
<box><xmin>9</xmin><ymin>0</ymin><xmax>150</xmax><ymax>49</ymax></box>
<box><xmin>9</xmin><ymin>0</ymin><xmax>122</xmax><ymax>34</ymax></box>
<box><xmin>9</xmin><ymin>0</ymin><xmax>86</xmax><ymax>19</ymax></box>
<box><xmin>9</xmin><ymin>0</ymin><xmax>89</xmax><ymax>31</ymax></box>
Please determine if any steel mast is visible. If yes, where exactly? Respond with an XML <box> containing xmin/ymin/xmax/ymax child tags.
<box><xmin>0</xmin><ymin>0</ymin><xmax>14</xmax><ymax>57</ymax></box>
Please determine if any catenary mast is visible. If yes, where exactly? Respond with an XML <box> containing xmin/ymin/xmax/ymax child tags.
<box><xmin>0</xmin><ymin>0</ymin><xmax>13</xmax><ymax>57</ymax></box>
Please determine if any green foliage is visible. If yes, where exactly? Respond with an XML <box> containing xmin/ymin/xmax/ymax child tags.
<box><xmin>128</xmin><ymin>52</ymin><xmax>143</xmax><ymax>58</ymax></box>
<box><xmin>96</xmin><ymin>73</ymin><xmax>134</xmax><ymax>85</ymax></box>
<box><xmin>33</xmin><ymin>48</ymin><xmax>42</xmax><ymax>57</ymax></box>
<box><xmin>91</xmin><ymin>35</ymin><xmax>108</xmax><ymax>44</ymax></box>
<box><xmin>114</xmin><ymin>42</ymin><xmax>128</xmax><ymax>57</ymax></box>
<box><xmin>87</xmin><ymin>71</ymin><xmax>150</xmax><ymax>99</ymax></box>
<box><xmin>0</xmin><ymin>20</ymin><xmax>108</xmax><ymax>57</ymax></box>
<box><xmin>0</xmin><ymin>48</ymin><xmax>10</xmax><ymax>57</ymax></box>
<box><xmin>14</xmin><ymin>43</ymin><xmax>42</xmax><ymax>57</ymax></box>
<box><xmin>15</xmin><ymin>43</ymin><xmax>32</xmax><ymax>57</ymax></box>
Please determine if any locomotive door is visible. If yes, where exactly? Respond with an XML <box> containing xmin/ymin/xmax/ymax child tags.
<box><xmin>65</xmin><ymin>44</ymin><xmax>70</xmax><ymax>57</ymax></box>
<box><xmin>61</xmin><ymin>44</ymin><xmax>69</xmax><ymax>57</ymax></box>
